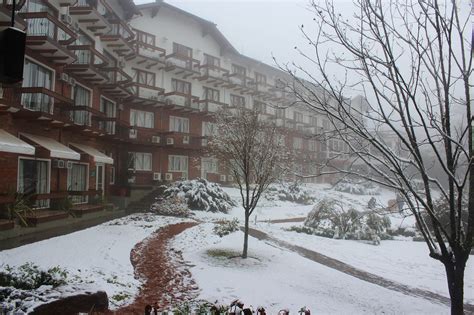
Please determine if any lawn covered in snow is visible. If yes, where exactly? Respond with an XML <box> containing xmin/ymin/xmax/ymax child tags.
<box><xmin>171</xmin><ymin>223</ymin><xmax>450</xmax><ymax>314</ymax></box>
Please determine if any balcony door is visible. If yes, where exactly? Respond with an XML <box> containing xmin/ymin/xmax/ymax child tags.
<box><xmin>67</xmin><ymin>163</ymin><xmax>88</xmax><ymax>204</ymax></box>
<box><xmin>22</xmin><ymin>60</ymin><xmax>53</xmax><ymax>113</ymax></box>
<box><xmin>18</xmin><ymin>158</ymin><xmax>50</xmax><ymax>208</ymax></box>
<box><xmin>72</xmin><ymin>85</ymin><xmax>92</xmax><ymax>126</ymax></box>
<box><xmin>96</xmin><ymin>164</ymin><xmax>105</xmax><ymax>196</ymax></box>
<box><xmin>99</xmin><ymin>97</ymin><xmax>116</xmax><ymax>135</ymax></box>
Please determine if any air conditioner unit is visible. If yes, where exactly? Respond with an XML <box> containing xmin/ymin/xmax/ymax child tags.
<box><xmin>165</xmin><ymin>61</ymin><xmax>174</xmax><ymax>67</ymax></box>
<box><xmin>166</xmin><ymin>137</ymin><xmax>174</xmax><ymax>145</ymax></box>
<box><xmin>153</xmin><ymin>172</ymin><xmax>161</xmax><ymax>181</ymax></box>
<box><xmin>59</xmin><ymin>73</ymin><xmax>69</xmax><ymax>82</ymax></box>
<box><xmin>69</xmin><ymin>77</ymin><xmax>76</xmax><ymax>87</ymax></box>
<box><xmin>181</xmin><ymin>172</ymin><xmax>188</xmax><ymax>179</ymax></box>
<box><xmin>52</xmin><ymin>159</ymin><xmax>65</xmax><ymax>168</ymax></box>
<box><xmin>220</xmin><ymin>175</ymin><xmax>226</xmax><ymax>182</ymax></box>
<box><xmin>182</xmin><ymin>135</ymin><xmax>189</xmax><ymax>144</ymax></box>
<box><xmin>151</xmin><ymin>135</ymin><xmax>160</xmax><ymax>143</ymax></box>
<box><xmin>66</xmin><ymin>161</ymin><xmax>73</xmax><ymax>169</ymax></box>
<box><xmin>129</xmin><ymin>129</ymin><xmax>138</xmax><ymax>139</ymax></box>
<box><xmin>227</xmin><ymin>175</ymin><xmax>234</xmax><ymax>182</ymax></box>
<box><xmin>165</xmin><ymin>99</ymin><xmax>173</xmax><ymax>106</ymax></box>
<box><xmin>118</xmin><ymin>103</ymin><xmax>124</xmax><ymax>110</ymax></box>
<box><xmin>60</xmin><ymin>14</ymin><xmax>72</xmax><ymax>25</ymax></box>
<box><xmin>165</xmin><ymin>173</ymin><xmax>173</xmax><ymax>181</ymax></box>
<box><xmin>128</xmin><ymin>176</ymin><xmax>136</xmax><ymax>184</ymax></box>
<box><xmin>118</xmin><ymin>59</ymin><xmax>126</xmax><ymax>68</ymax></box>
<box><xmin>72</xmin><ymin>21</ymin><xmax>80</xmax><ymax>32</ymax></box>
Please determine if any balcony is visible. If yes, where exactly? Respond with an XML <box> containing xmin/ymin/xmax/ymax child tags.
<box><xmin>163</xmin><ymin>92</ymin><xmax>200</xmax><ymax>112</ymax></box>
<box><xmin>100</xmin><ymin>19</ymin><xmax>135</xmax><ymax>56</ymax></box>
<box><xmin>19</xmin><ymin>12</ymin><xmax>77</xmax><ymax>64</ymax></box>
<box><xmin>197</xmin><ymin>64</ymin><xmax>229</xmax><ymax>87</ymax></box>
<box><xmin>98</xmin><ymin>67</ymin><xmax>133</xmax><ymax>99</ymax></box>
<box><xmin>197</xmin><ymin>99</ymin><xmax>228</xmax><ymax>114</ymax></box>
<box><xmin>69</xmin><ymin>0</ymin><xmax>111</xmax><ymax>35</ymax></box>
<box><xmin>163</xmin><ymin>54</ymin><xmax>200</xmax><ymax>79</ymax></box>
<box><xmin>65</xmin><ymin>45</ymin><xmax>109</xmax><ymax>83</ymax></box>
<box><xmin>13</xmin><ymin>87</ymin><xmax>73</xmax><ymax>120</ymax></box>
<box><xmin>224</xmin><ymin>73</ymin><xmax>255</xmax><ymax>94</ymax></box>
<box><xmin>0</xmin><ymin>0</ymin><xmax>26</xmax><ymax>29</ymax></box>
<box><xmin>125</xmin><ymin>83</ymin><xmax>164</xmax><ymax>107</ymax></box>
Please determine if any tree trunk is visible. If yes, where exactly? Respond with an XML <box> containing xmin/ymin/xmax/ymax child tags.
<box><xmin>445</xmin><ymin>256</ymin><xmax>466</xmax><ymax>315</ymax></box>
<box><xmin>242</xmin><ymin>212</ymin><xmax>250</xmax><ymax>258</ymax></box>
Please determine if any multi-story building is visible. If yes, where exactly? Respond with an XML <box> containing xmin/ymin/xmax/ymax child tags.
<box><xmin>0</xmin><ymin>0</ymin><xmax>351</xmax><ymax>229</ymax></box>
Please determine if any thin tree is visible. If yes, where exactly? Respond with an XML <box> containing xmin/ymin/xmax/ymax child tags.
<box><xmin>209</xmin><ymin>108</ymin><xmax>289</xmax><ymax>258</ymax></box>
<box><xmin>281</xmin><ymin>0</ymin><xmax>472</xmax><ymax>313</ymax></box>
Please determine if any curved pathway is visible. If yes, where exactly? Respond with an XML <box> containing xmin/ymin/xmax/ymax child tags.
<box><xmin>116</xmin><ymin>222</ymin><xmax>199</xmax><ymax>314</ymax></box>
<box><xmin>247</xmin><ymin>227</ymin><xmax>474</xmax><ymax>313</ymax></box>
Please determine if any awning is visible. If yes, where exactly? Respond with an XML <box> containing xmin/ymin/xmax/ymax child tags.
<box><xmin>0</xmin><ymin>129</ymin><xmax>35</xmax><ymax>155</ymax></box>
<box><xmin>21</xmin><ymin>133</ymin><xmax>80</xmax><ymax>160</ymax></box>
<box><xmin>70</xmin><ymin>143</ymin><xmax>114</xmax><ymax>164</ymax></box>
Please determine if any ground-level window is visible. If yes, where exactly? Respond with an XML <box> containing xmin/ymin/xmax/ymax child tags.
<box><xmin>67</xmin><ymin>162</ymin><xmax>88</xmax><ymax>204</ymax></box>
<box><xmin>18</xmin><ymin>158</ymin><xmax>50</xmax><ymax>208</ymax></box>
<box><xmin>202</xmin><ymin>157</ymin><xmax>218</xmax><ymax>174</ymax></box>
<box><xmin>168</xmin><ymin>155</ymin><xmax>188</xmax><ymax>172</ymax></box>
<box><xmin>293</xmin><ymin>137</ymin><xmax>303</xmax><ymax>150</ymax></box>
<box><xmin>169</xmin><ymin>116</ymin><xmax>189</xmax><ymax>133</ymax></box>
<box><xmin>128</xmin><ymin>152</ymin><xmax>152</xmax><ymax>171</ymax></box>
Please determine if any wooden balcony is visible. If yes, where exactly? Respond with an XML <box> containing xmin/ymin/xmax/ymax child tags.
<box><xmin>132</xmin><ymin>42</ymin><xmax>166</xmax><ymax>70</ymax></box>
<box><xmin>65</xmin><ymin>45</ymin><xmax>109</xmax><ymax>83</ymax></box>
<box><xmin>69</xmin><ymin>0</ymin><xmax>111</xmax><ymax>35</ymax></box>
<box><xmin>125</xmin><ymin>83</ymin><xmax>164</xmax><ymax>107</ymax></box>
<box><xmin>0</xmin><ymin>0</ymin><xmax>26</xmax><ymax>29</ymax></box>
<box><xmin>99</xmin><ymin>67</ymin><xmax>133</xmax><ymax>99</ymax></box>
<box><xmin>163</xmin><ymin>92</ymin><xmax>200</xmax><ymax>112</ymax></box>
<box><xmin>19</xmin><ymin>12</ymin><xmax>77</xmax><ymax>64</ymax></box>
<box><xmin>223</xmin><ymin>74</ymin><xmax>255</xmax><ymax>94</ymax></box>
<box><xmin>100</xmin><ymin>19</ymin><xmax>135</xmax><ymax>56</ymax></box>
<box><xmin>163</xmin><ymin>53</ymin><xmax>200</xmax><ymax>79</ymax></box>
<box><xmin>196</xmin><ymin>99</ymin><xmax>228</xmax><ymax>114</ymax></box>
<box><xmin>198</xmin><ymin>65</ymin><xmax>230</xmax><ymax>87</ymax></box>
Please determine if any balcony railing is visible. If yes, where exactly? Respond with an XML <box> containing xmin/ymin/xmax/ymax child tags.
<box><xmin>18</xmin><ymin>87</ymin><xmax>73</xmax><ymax>115</ymax></box>
<box><xmin>69</xmin><ymin>45</ymin><xmax>108</xmax><ymax>66</ymax></box>
<box><xmin>20</xmin><ymin>12</ymin><xmax>77</xmax><ymax>45</ymax></box>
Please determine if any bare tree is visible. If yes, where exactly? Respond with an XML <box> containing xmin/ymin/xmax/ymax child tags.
<box><xmin>281</xmin><ymin>0</ymin><xmax>472</xmax><ymax>313</ymax></box>
<box><xmin>209</xmin><ymin>108</ymin><xmax>289</xmax><ymax>258</ymax></box>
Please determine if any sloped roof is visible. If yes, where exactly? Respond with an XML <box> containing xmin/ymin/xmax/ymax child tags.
<box><xmin>136</xmin><ymin>1</ymin><xmax>238</xmax><ymax>55</ymax></box>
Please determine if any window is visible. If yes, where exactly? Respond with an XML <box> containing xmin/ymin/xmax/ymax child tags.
<box><xmin>276</xmin><ymin>108</ymin><xmax>285</xmax><ymax>118</ymax></box>
<box><xmin>109</xmin><ymin>166</ymin><xmax>115</xmax><ymax>185</ymax></box>
<box><xmin>293</xmin><ymin>137</ymin><xmax>303</xmax><ymax>150</ymax></box>
<box><xmin>308</xmin><ymin>140</ymin><xmax>317</xmax><ymax>152</ymax></box>
<box><xmin>255</xmin><ymin>72</ymin><xmax>267</xmax><ymax>84</ymax></box>
<box><xmin>254</xmin><ymin>101</ymin><xmax>266</xmax><ymax>114</ymax></box>
<box><xmin>232</xmin><ymin>64</ymin><xmax>246</xmax><ymax>77</ymax></box>
<box><xmin>204</xmin><ymin>54</ymin><xmax>220</xmax><ymax>67</ymax></box>
<box><xmin>230</xmin><ymin>94</ymin><xmax>245</xmax><ymax>107</ymax></box>
<box><xmin>128</xmin><ymin>152</ymin><xmax>152</xmax><ymax>171</ymax></box>
<box><xmin>99</xmin><ymin>97</ymin><xmax>116</xmax><ymax>134</ymax></box>
<box><xmin>135</xmin><ymin>69</ymin><xmax>155</xmax><ymax>87</ymax></box>
<box><xmin>169</xmin><ymin>116</ymin><xmax>189</xmax><ymax>133</ymax></box>
<box><xmin>310</xmin><ymin>116</ymin><xmax>318</xmax><ymax>127</ymax></box>
<box><xmin>172</xmin><ymin>79</ymin><xmax>191</xmax><ymax>95</ymax></box>
<box><xmin>322</xmin><ymin>119</ymin><xmax>330</xmax><ymax>130</ymax></box>
<box><xmin>130</xmin><ymin>109</ymin><xmax>154</xmax><ymax>128</ymax></box>
<box><xmin>204</xmin><ymin>87</ymin><xmax>220</xmax><ymax>102</ymax></box>
<box><xmin>22</xmin><ymin>59</ymin><xmax>53</xmax><ymax>113</ymax></box>
<box><xmin>173</xmin><ymin>43</ymin><xmax>192</xmax><ymax>58</ymax></box>
<box><xmin>169</xmin><ymin>155</ymin><xmax>188</xmax><ymax>172</ymax></box>
<box><xmin>202</xmin><ymin>121</ymin><xmax>216</xmax><ymax>136</ymax></box>
<box><xmin>71</xmin><ymin>85</ymin><xmax>91</xmax><ymax>126</ymax></box>
<box><xmin>294</xmin><ymin>111</ymin><xmax>303</xmax><ymax>123</ymax></box>
<box><xmin>202</xmin><ymin>157</ymin><xmax>218</xmax><ymax>173</ymax></box>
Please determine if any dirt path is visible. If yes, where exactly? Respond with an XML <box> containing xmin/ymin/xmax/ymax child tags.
<box><xmin>247</xmin><ymin>227</ymin><xmax>474</xmax><ymax>314</ymax></box>
<box><xmin>115</xmin><ymin>222</ymin><xmax>199</xmax><ymax>314</ymax></box>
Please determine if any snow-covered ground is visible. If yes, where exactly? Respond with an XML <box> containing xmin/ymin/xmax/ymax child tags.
<box><xmin>0</xmin><ymin>183</ymin><xmax>470</xmax><ymax>313</ymax></box>
<box><xmin>0</xmin><ymin>214</ymin><xmax>190</xmax><ymax>309</ymax></box>
<box><xmin>172</xmin><ymin>223</ymin><xmax>449</xmax><ymax>314</ymax></box>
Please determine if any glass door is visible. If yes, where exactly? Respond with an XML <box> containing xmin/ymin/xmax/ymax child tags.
<box><xmin>67</xmin><ymin>163</ymin><xmax>88</xmax><ymax>204</ymax></box>
<box><xmin>18</xmin><ymin>159</ymin><xmax>50</xmax><ymax>208</ymax></box>
<box><xmin>96</xmin><ymin>164</ymin><xmax>104</xmax><ymax>196</ymax></box>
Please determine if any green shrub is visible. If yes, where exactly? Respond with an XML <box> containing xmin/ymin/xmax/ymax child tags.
<box><xmin>0</xmin><ymin>263</ymin><xmax>67</xmax><ymax>290</ymax></box>
<box><xmin>213</xmin><ymin>218</ymin><xmax>239</xmax><ymax>237</ymax></box>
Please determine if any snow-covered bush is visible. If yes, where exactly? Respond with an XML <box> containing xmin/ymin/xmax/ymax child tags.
<box><xmin>213</xmin><ymin>218</ymin><xmax>240</xmax><ymax>237</ymax></box>
<box><xmin>332</xmin><ymin>178</ymin><xmax>380</xmax><ymax>195</ymax></box>
<box><xmin>149</xmin><ymin>196</ymin><xmax>192</xmax><ymax>217</ymax></box>
<box><xmin>0</xmin><ymin>263</ymin><xmax>67</xmax><ymax>290</ymax></box>
<box><xmin>303</xmin><ymin>198</ymin><xmax>391</xmax><ymax>242</ymax></box>
<box><xmin>163</xmin><ymin>178</ymin><xmax>236</xmax><ymax>213</ymax></box>
<box><xmin>265</xmin><ymin>182</ymin><xmax>315</xmax><ymax>205</ymax></box>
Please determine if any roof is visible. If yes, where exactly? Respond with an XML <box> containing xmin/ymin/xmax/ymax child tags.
<box><xmin>135</xmin><ymin>1</ymin><xmax>238</xmax><ymax>55</ymax></box>
<box><xmin>70</xmin><ymin>143</ymin><xmax>114</xmax><ymax>164</ymax></box>
<box><xmin>21</xmin><ymin>133</ymin><xmax>81</xmax><ymax>160</ymax></box>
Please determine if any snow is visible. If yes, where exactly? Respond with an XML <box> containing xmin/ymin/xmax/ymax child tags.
<box><xmin>0</xmin><ymin>184</ymin><xmax>470</xmax><ymax>313</ymax></box>
<box><xmin>171</xmin><ymin>223</ymin><xmax>450</xmax><ymax>314</ymax></box>
<box><xmin>0</xmin><ymin>214</ymin><xmax>191</xmax><ymax>309</ymax></box>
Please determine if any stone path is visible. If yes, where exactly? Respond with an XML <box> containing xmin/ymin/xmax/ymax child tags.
<box><xmin>115</xmin><ymin>222</ymin><xmax>199</xmax><ymax>314</ymax></box>
<box><xmin>247</xmin><ymin>227</ymin><xmax>474</xmax><ymax>314</ymax></box>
